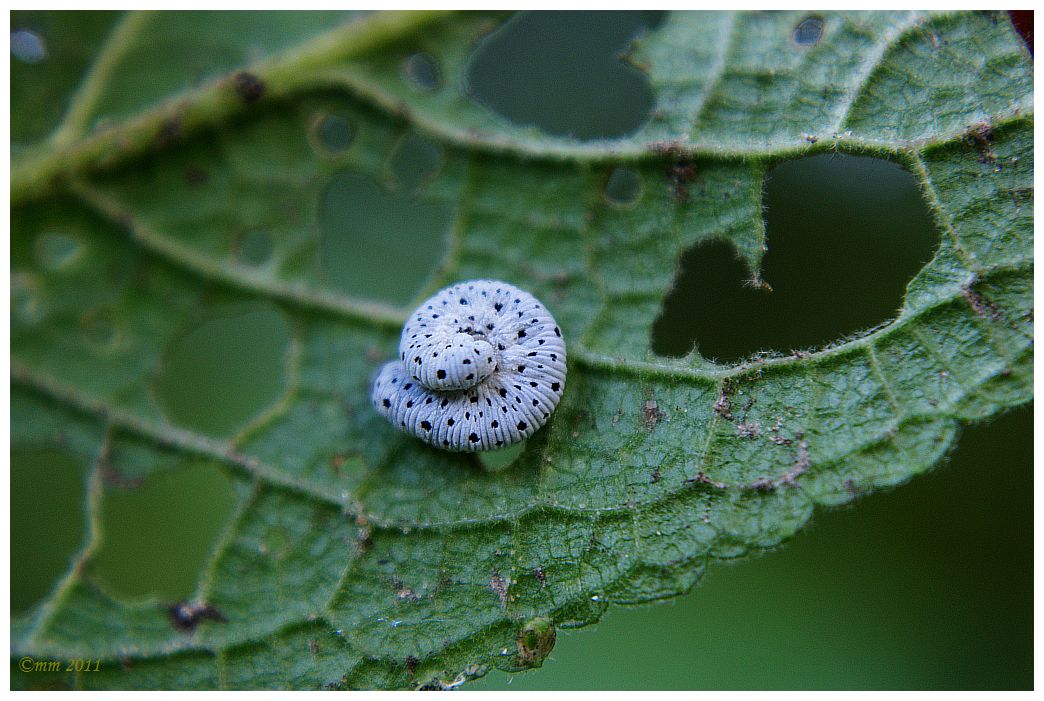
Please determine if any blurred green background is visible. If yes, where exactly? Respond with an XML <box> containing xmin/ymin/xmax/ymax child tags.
<box><xmin>11</xmin><ymin>10</ymin><xmax>1032</xmax><ymax>690</ymax></box>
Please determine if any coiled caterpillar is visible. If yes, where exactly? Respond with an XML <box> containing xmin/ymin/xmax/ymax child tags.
<box><xmin>371</xmin><ymin>280</ymin><xmax>567</xmax><ymax>452</ymax></box>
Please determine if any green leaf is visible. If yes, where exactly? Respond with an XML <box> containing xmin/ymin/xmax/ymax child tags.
<box><xmin>11</xmin><ymin>10</ymin><xmax>1032</xmax><ymax>690</ymax></box>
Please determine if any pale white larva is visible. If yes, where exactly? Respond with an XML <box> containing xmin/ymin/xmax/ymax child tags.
<box><xmin>371</xmin><ymin>280</ymin><xmax>567</xmax><ymax>452</ymax></box>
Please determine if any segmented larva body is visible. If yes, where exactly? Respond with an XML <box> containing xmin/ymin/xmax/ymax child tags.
<box><xmin>371</xmin><ymin>280</ymin><xmax>567</xmax><ymax>452</ymax></box>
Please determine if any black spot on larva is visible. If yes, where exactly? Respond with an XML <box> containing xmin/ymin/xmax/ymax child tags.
<box><xmin>383</xmin><ymin>398</ymin><xmax>391</xmax><ymax>407</ymax></box>
<box><xmin>463</xmin><ymin>358</ymin><xmax>471</xmax><ymax>364</ymax></box>
<box><xmin>437</xmin><ymin>369</ymin><xmax>447</xmax><ymax>379</ymax></box>
<box><xmin>518</xmin><ymin>329</ymin><xmax>527</xmax><ymax>338</ymax></box>
<box><xmin>532</xmin><ymin>398</ymin><xmax>539</xmax><ymax>405</ymax></box>
<box><xmin>499</xmin><ymin>388</ymin><xmax>508</xmax><ymax>398</ymax></box>
<box><xmin>529</xmin><ymin>381</ymin><xmax>538</xmax><ymax>387</ymax></box>
<box><xmin>447</xmin><ymin>418</ymin><xmax>455</xmax><ymax>426</ymax></box>
<box><xmin>233</xmin><ymin>71</ymin><xmax>266</xmax><ymax>103</ymax></box>
<box><xmin>460</xmin><ymin>298</ymin><xmax>468</xmax><ymax>305</ymax></box>
<box><xmin>440</xmin><ymin>399</ymin><xmax>448</xmax><ymax>407</ymax></box>
<box><xmin>550</xmin><ymin>354</ymin><xmax>557</xmax><ymax>361</ymax></box>
<box><xmin>470</xmin><ymin>395</ymin><xmax>479</xmax><ymax>403</ymax></box>
<box><xmin>403</xmin><ymin>382</ymin><xmax>413</xmax><ymax>390</ymax></box>
<box><xmin>466</xmin><ymin>373</ymin><xmax>474</xmax><ymax>380</ymax></box>
<box><xmin>495</xmin><ymin>303</ymin><xmax>503</xmax><ymax>312</ymax></box>
<box><xmin>491</xmin><ymin>420</ymin><xmax>499</xmax><ymax>428</ymax></box>
<box><xmin>469</xmin><ymin>432</ymin><xmax>480</xmax><ymax>443</ymax></box>
<box><xmin>486</xmin><ymin>324</ymin><xmax>495</xmax><ymax>330</ymax></box>
<box><xmin>528</xmin><ymin>352</ymin><xmax>537</xmax><ymax>357</ymax></box>
<box><xmin>554</xmin><ymin>327</ymin><xmax>561</xmax><ymax>336</ymax></box>
<box><xmin>517</xmin><ymin>421</ymin><xmax>528</xmax><ymax>431</ymax></box>
<box><xmin>406</xmin><ymin>400</ymin><xmax>414</xmax><ymax>408</ymax></box>
<box><xmin>421</xmin><ymin>420</ymin><xmax>432</xmax><ymax>430</ymax></box>
<box><xmin>551</xmin><ymin>382</ymin><xmax>560</xmax><ymax>392</ymax></box>
<box><xmin>518</xmin><ymin>365</ymin><xmax>526</xmax><ymax>373</ymax></box>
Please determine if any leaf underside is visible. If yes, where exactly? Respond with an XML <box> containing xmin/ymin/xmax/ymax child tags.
<box><xmin>10</xmin><ymin>10</ymin><xmax>1032</xmax><ymax>690</ymax></box>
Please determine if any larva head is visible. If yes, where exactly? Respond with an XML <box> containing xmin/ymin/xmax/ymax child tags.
<box><xmin>406</xmin><ymin>331</ymin><xmax>496</xmax><ymax>391</ymax></box>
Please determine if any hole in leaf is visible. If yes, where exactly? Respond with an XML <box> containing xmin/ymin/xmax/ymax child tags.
<box><xmin>465</xmin><ymin>11</ymin><xmax>662</xmax><ymax>139</ymax></box>
<box><xmin>319</xmin><ymin>171</ymin><xmax>451</xmax><ymax>305</ymax></box>
<box><xmin>403</xmin><ymin>52</ymin><xmax>442</xmax><ymax>92</ymax></box>
<box><xmin>237</xmin><ymin>228</ymin><xmax>274</xmax><ymax>267</ymax></box>
<box><xmin>652</xmin><ymin>155</ymin><xmax>940</xmax><ymax>363</ymax></box>
<box><xmin>1008</xmin><ymin>10</ymin><xmax>1033</xmax><ymax>55</ymax></box>
<box><xmin>153</xmin><ymin>304</ymin><xmax>292</xmax><ymax>437</ymax></box>
<box><xmin>34</xmin><ymin>231</ymin><xmax>83</xmax><ymax>271</ymax></box>
<box><xmin>90</xmin><ymin>461</ymin><xmax>236</xmax><ymax>601</ymax></box>
<box><xmin>11</xmin><ymin>28</ymin><xmax>47</xmax><ymax>64</ymax></box>
<box><xmin>792</xmin><ymin>16</ymin><xmax>824</xmax><ymax>47</ymax></box>
<box><xmin>388</xmin><ymin>132</ymin><xmax>444</xmax><ymax>193</ymax></box>
<box><xmin>309</xmin><ymin>112</ymin><xmax>355</xmax><ymax>157</ymax></box>
<box><xmin>602</xmin><ymin>167</ymin><xmax>643</xmax><ymax>206</ymax></box>
<box><xmin>11</xmin><ymin>447</ymin><xmax>88</xmax><ymax>613</ymax></box>
<box><xmin>478</xmin><ymin>441</ymin><xmax>527</xmax><ymax>472</ymax></box>
<box><xmin>11</xmin><ymin>12</ymin><xmax>121</xmax><ymax>144</ymax></box>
